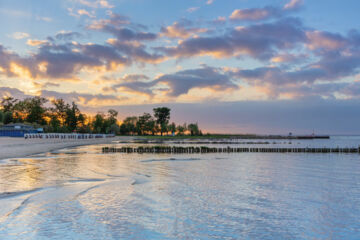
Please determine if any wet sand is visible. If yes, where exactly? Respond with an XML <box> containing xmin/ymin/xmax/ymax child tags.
<box><xmin>0</xmin><ymin>136</ymin><xmax>126</xmax><ymax>160</ymax></box>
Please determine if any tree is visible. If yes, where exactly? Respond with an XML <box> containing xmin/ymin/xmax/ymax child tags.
<box><xmin>188</xmin><ymin>123</ymin><xmax>200</xmax><ymax>136</ymax></box>
<box><xmin>153</xmin><ymin>107</ymin><xmax>171</xmax><ymax>136</ymax></box>
<box><xmin>176</xmin><ymin>123</ymin><xmax>187</xmax><ymax>136</ymax></box>
<box><xmin>101</xmin><ymin>109</ymin><xmax>119</xmax><ymax>134</ymax></box>
<box><xmin>51</xmin><ymin>99</ymin><xmax>68</xmax><ymax>126</ymax></box>
<box><xmin>0</xmin><ymin>111</ymin><xmax>3</xmax><ymax>123</ymax></box>
<box><xmin>3</xmin><ymin>112</ymin><xmax>13</xmax><ymax>124</ymax></box>
<box><xmin>21</xmin><ymin>97</ymin><xmax>48</xmax><ymax>124</ymax></box>
<box><xmin>120</xmin><ymin>116</ymin><xmax>138</xmax><ymax>135</ymax></box>
<box><xmin>65</xmin><ymin>102</ymin><xmax>80</xmax><ymax>132</ymax></box>
<box><xmin>109</xmin><ymin>123</ymin><xmax>120</xmax><ymax>134</ymax></box>
<box><xmin>93</xmin><ymin>113</ymin><xmax>105</xmax><ymax>133</ymax></box>
<box><xmin>107</xmin><ymin>109</ymin><xmax>118</xmax><ymax>126</ymax></box>
<box><xmin>0</xmin><ymin>97</ymin><xmax>18</xmax><ymax>112</ymax></box>
<box><xmin>148</xmin><ymin>119</ymin><xmax>157</xmax><ymax>135</ymax></box>
<box><xmin>49</xmin><ymin>115</ymin><xmax>61</xmax><ymax>132</ymax></box>
<box><xmin>169</xmin><ymin>122</ymin><xmax>176</xmax><ymax>135</ymax></box>
<box><xmin>137</xmin><ymin>113</ymin><xmax>153</xmax><ymax>135</ymax></box>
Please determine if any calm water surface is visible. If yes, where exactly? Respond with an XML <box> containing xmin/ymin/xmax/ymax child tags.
<box><xmin>0</xmin><ymin>137</ymin><xmax>360</xmax><ymax>239</ymax></box>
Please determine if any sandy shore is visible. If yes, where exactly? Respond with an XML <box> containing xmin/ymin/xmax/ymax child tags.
<box><xmin>0</xmin><ymin>136</ymin><xmax>128</xmax><ymax>160</ymax></box>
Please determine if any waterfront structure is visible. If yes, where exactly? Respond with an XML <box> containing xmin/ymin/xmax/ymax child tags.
<box><xmin>0</xmin><ymin>124</ymin><xmax>39</xmax><ymax>137</ymax></box>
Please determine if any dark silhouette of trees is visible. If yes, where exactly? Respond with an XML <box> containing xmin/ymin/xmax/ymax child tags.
<box><xmin>176</xmin><ymin>123</ymin><xmax>187</xmax><ymax>136</ymax></box>
<box><xmin>169</xmin><ymin>122</ymin><xmax>176</xmax><ymax>135</ymax></box>
<box><xmin>0</xmin><ymin>96</ymin><xmax>203</xmax><ymax>136</ymax></box>
<box><xmin>153</xmin><ymin>107</ymin><xmax>171</xmax><ymax>136</ymax></box>
<box><xmin>23</xmin><ymin>97</ymin><xmax>48</xmax><ymax>125</ymax></box>
<box><xmin>65</xmin><ymin>102</ymin><xmax>81</xmax><ymax>132</ymax></box>
<box><xmin>120</xmin><ymin>116</ymin><xmax>138</xmax><ymax>135</ymax></box>
<box><xmin>188</xmin><ymin>123</ymin><xmax>201</xmax><ymax>136</ymax></box>
<box><xmin>1</xmin><ymin>97</ymin><xmax>18</xmax><ymax>113</ymax></box>
<box><xmin>3</xmin><ymin>112</ymin><xmax>13</xmax><ymax>124</ymax></box>
<box><xmin>137</xmin><ymin>113</ymin><xmax>154</xmax><ymax>135</ymax></box>
<box><xmin>50</xmin><ymin>99</ymin><xmax>68</xmax><ymax>126</ymax></box>
<box><xmin>93</xmin><ymin>113</ymin><xmax>105</xmax><ymax>133</ymax></box>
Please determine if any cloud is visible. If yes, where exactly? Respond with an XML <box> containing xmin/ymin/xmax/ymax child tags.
<box><xmin>187</xmin><ymin>7</ymin><xmax>199</xmax><ymax>13</ymax></box>
<box><xmin>0</xmin><ymin>27</ymin><xmax>163</xmax><ymax>81</ymax></box>
<box><xmin>77</xmin><ymin>9</ymin><xmax>96</xmax><ymax>18</ymax></box>
<box><xmin>341</xmin><ymin>81</ymin><xmax>360</xmax><ymax>98</ymax></box>
<box><xmin>68</xmin><ymin>8</ymin><xmax>96</xmax><ymax>18</ymax></box>
<box><xmin>37</xmin><ymin>82</ymin><xmax>61</xmax><ymax>89</ymax></box>
<box><xmin>158</xmin><ymin>18</ymin><xmax>306</xmax><ymax>60</ymax></box>
<box><xmin>41</xmin><ymin>90</ymin><xmax>124</xmax><ymax>106</ymax></box>
<box><xmin>306</xmin><ymin>30</ymin><xmax>347</xmax><ymax>51</ymax></box>
<box><xmin>100</xmin><ymin>74</ymin><xmax>151</xmax><ymax>92</ymax></box>
<box><xmin>114</xmin><ymin>66</ymin><xmax>239</xmax><ymax>97</ymax></box>
<box><xmin>155</xmin><ymin>67</ymin><xmax>238</xmax><ymax>96</ymax></box>
<box><xmin>0</xmin><ymin>87</ymin><xmax>32</xmax><ymax>99</ymax></box>
<box><xmin>118</xmin><ymin>74</ymin><xmax>149</xmax><ymax>82</ymax></box>
<box><xmin>88</xmin><ymin>13</ymin><xmax>157</xmax><ymax>42</ymax></box>
<box><xmin>8</xmin><ymin>32</ymin><xmax>30</xmax><ymax>40</ymax></box>
<box><xmin>35</xmin><ymin>16</ymin><xmax>52</xmax><ymax>22</ymax></box>
<box><xmin>270</xmin><ymin>53</ymin><xmax>308</xmax><ymax>63</ymax></box>
<box><xmin>76</xmin><ymin>0</ymin><xmax>114</xmax><ymax>8</ymax></box>
<box><xmin>27</xmin><ymin>39</ymin><xmax>49</xmax><ymax>46</ymax></box>
<box><xmin>55</xmin><ymin>31</ymin><xmax>82</xmax><ymax>41</ymax></box>
<box><xmin>230</xmin><ymin>7</ymin><xmax>281</xmax><ymax>21</ymax></box>
<box><xmin>213</xmin><ymin>16</ymin><xmax>226</xmax><ymax>24</ymax></box>
<box><xmin>284</xmin><ymin>0</ymin><xmax>304</xmax><ymax>10</ymax></box>
<box><xmin>30</xmin><ymin>41</ymin><xmax>132</xmax><ymax>79</ymax></box>
<box><xmin>0</xmin><ymin>86</ymin><xmax>128</xmax><ymax>107</ymax></box>
<box><xmin>230</xmin><ymin>0</ymin><xmax>304</xmax><ymax>22</ymax></box>
<box><xmin>231</xmin><ymin>50</ymin><xmax>360</xmax><ymax>97</ymax></box>
<box><xmin>112</xmin><ymin>81</ymin><xmax>154</xmax><ymax>97</ymax></box>
<box><xmin>161</xmin><ymin>19</ymin><xmax>208</xmax><ymax>39</ymax></box>
<box><xmin>0</xmin><ymin>45</ymin><xmax>23</xmax><ymax>77</ymax></box>
<box><xmin>206</xmin><ymin>0</ymin><xmax>214</xmax><ymax>5</ymax></box>
<box><xmin>107</xmin><ymin>39</ymin><xmax>165</xmax><ymax>64</ymax></box>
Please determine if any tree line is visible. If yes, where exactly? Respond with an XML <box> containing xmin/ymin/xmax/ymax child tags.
<box><xmin>0</xmin><ymin>96</ymin><xmax>202</xmax><ymax>136</ymax></box>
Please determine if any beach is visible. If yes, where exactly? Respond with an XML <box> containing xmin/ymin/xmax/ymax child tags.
<box><xmin>0</xmin><ymin>136</ymin><xmax>124</xmax><ymax>160</ymax></box>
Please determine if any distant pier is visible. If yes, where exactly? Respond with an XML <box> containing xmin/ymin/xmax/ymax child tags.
<box><xmin>102</xmin><ymin>146</ymin><xmax>360</xmax><ymax>154</ymax></box>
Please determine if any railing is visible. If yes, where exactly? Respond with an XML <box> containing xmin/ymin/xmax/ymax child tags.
<box><xmin>25</xmin><ymin>133</ymin><xmax>115</xmax><ymax>139</ymax></box>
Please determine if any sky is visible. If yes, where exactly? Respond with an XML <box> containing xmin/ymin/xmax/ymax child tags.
<box><xmin>0</xmin><ymin>0</ymin><xmax>360</xmax><ymax>134</ymax></box>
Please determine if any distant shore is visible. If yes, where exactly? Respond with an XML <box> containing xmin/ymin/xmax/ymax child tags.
<box><xmin>138</xmin><ymin>134</ymin><xmax>330</xmax><ymax>140</ymax></box>
<box><xmin>0</xmin><ymin>136</ymin><xmax>129</xmax><ymax>160</ymax></box>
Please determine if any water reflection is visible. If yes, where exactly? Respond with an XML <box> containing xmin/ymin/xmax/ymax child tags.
<box><xmin>0</xmin><ymin>143</ymin><xmax>360</xmax><ymax>239</ymax></box>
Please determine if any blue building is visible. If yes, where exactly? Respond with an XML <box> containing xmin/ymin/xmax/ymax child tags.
<box><xmin>0</xmin><ymin>124</ymin><xmax>39</xmax><ymax>137</ymax></box>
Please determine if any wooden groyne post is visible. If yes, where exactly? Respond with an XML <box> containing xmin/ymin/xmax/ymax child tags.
<box><xmin>102</xmin><ymin>146</ymin><xmax>360</xmax><ymax>154</ymax></box>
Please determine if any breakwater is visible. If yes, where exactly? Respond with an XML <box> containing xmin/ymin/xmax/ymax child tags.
<box><xmin>102</xmin><ymin>146</ymin><xmax>360</xmax><ymax>154</ymax></box>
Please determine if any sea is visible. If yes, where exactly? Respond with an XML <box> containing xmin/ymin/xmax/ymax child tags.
<box><xmin>0</xmin><ymin>136</ymin><xmax>360</xmax><ymax>239</ymax></box>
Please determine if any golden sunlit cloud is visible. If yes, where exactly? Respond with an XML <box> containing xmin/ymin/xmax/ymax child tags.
<box><xmin>26</xmin><ymin>39</ymin><xmax>48</xmax><ymax>46</ymax></box>
<box><xmin>37</xmin><ymin>62</ymin><xmax>48</xmax><ymax>73</ymax></box>
<box><xmin>10</xmin><ymin>62</ymin><xmax>32</xmax><ymax>79</ymax></box>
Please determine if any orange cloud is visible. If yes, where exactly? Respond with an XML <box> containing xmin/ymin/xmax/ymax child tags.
<box><xmin>26</xmin><ymin>39</ymin><xmax>48</xmax><ymax>46</ymax></box>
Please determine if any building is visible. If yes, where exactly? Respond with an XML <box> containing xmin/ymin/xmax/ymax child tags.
<box><xmin>0</xmin><ymin>124</ymin><xmax>39</xmax><ymax>137</ymax></box>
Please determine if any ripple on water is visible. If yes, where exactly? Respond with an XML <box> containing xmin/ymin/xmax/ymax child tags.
<box><xmin>0</xmin><ymin>142</ymin><xmax>360</xmax><ymax>239</ymax></box>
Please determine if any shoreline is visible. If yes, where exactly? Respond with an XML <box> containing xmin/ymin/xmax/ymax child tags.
<box><xmin>0</xmin><ymin>136</ymin><xmax>131</xmax><ymax>160</ymax></box>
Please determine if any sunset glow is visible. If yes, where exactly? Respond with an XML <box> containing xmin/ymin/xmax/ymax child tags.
<box><xmin>1</xmin><ymin>0</ymin><xmax>360</xmax><ymax>133</ymax></box>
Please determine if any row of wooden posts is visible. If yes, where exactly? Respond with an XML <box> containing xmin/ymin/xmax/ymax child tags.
<box><xmin>102</xmin><ymin>146</ymin><xmax>360</xmax><ymax>154</ymax></box>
